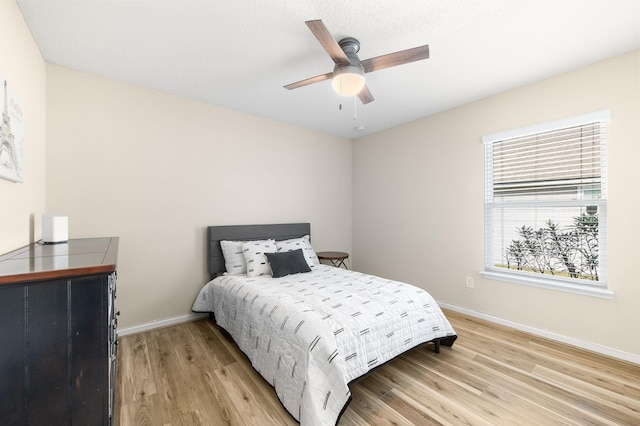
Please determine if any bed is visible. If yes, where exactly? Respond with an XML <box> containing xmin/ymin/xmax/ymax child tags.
<box><xmin>192</xmin><ymin>223</ymin><xmax>457</xmax><ymax>425</ymax></box>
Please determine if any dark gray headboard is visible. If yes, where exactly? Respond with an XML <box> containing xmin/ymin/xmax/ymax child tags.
<box><xmin>207</xmin><ymin>223</ymin><xmax>311</xmax><ymax>279</ymax></box>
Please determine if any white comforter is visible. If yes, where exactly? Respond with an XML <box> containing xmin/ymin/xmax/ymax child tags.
<box><xmin>192</xmin><ymin>265</ymin><xmax>456</xmax><ymax>425</ymax></box>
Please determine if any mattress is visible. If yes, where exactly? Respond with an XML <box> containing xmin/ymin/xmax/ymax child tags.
<box><xmin>192</xmin><ymin>264</ymin><xmax>457</xmax><ymax>425</ymax></box>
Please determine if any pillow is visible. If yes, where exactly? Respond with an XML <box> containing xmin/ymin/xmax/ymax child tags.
<box><xmin>242</xmin><ymin>239</ymin><xmax>277</xmax><ymax>277</ymax></box>
<box><xmin>275</xmin><ymin>235</ymin><xmax>319</xmax><ymax>269</ymax></box>
<box><xmin>265</xmin><ymin>249</ymin><xmax>312</xmax><ymax>278</ymax></box>
<box><xmin>220</xmin><ymin>240</ymin><xmax>247</xmax><ymax>275</ymax></box>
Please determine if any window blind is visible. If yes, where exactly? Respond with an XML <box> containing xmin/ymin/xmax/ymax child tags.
<box><xmin>492</xmin><ymin>123</ymin><xmax>604</xmax><ymax>200</ymax></box>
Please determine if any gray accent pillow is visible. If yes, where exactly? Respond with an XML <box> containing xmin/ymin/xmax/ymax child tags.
<box><xmin>265</xmin><ymin>249</ymin><xmax>312</xmax><ymax>278</ymax></box>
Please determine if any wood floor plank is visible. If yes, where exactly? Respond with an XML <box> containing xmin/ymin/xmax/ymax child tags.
<box><xmin>214</xmin><ymin>362</ymin><xmax>297</xmax><ymax>425</ymax></box>
<box><xmin>347</xmin><ymin>385</ymin><xmax>415</xmax><ymax>426</ymax></box>
<box><xmin>528</xmin><ymin>337</ymin><xmax>640</xmax><ymax>392</ymax></box>
<box><xmin>400</xmin><ymin>351</ymin><xmax>576</xmax><ymax>426</ymax></box>
<box><xmin>116</xmin><ymin>312</ymin><xmax>640</xmax><ymax>425</ymax></box>
<box><xmin>532</xmin><ymin>364</ymin><xmax>640</xmax><ymax>423</ymax></box>
<box><xmin>457</xmin><ymin>317</ymin><xmax>640</xmax><ymax>403</ymax></box>
<box><xmin>118</xmin><ymin>333</ymin><xmax>157</xmax><ymax>402</ymax></box>
<box><xmin>191</xmin><ymin>319</ymin><xmax>237</xmax><ymax>367</ymax></box>
<box><xmin>383</xmin><ymin>388</ymin><xmax>457</xmax><ymax>426</ymax></box>
<box><xmin>473</xmin><ymin>354</ymin><xmax>630</xmax><ymax>426</ymax></box>
<box><xmin>118</xmin><ymin>391</ymin><xmax>171</xmax><ymax>426</ymax></box>
<box><xmin>385</xmin><ymin>360</ymin><xmax>531</xmax><ymax>425</ymax></box>
<box><xmin>337</xmin><ymin>409</ymin><xmax>370</xmax><ymax>425</ymax></box>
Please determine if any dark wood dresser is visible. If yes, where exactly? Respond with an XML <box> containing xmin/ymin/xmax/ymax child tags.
<box><xmin>0</xmin><ymin>237</ymin><xmax>119</xmax><ymax>425</ymax></box>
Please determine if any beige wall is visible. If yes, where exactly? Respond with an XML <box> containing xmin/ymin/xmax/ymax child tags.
<box><xmin>46</xmin><ymin>65</ymin><xmax>352</xmax><ymax>328</ymax></box>
<box><xmin>0</xmin><ymin>1</ymin><xmax>47</xmax><ymax>253</ymax></box>
<box><xmin>353</xmin><ymin>51</ymin><xmax>640</xmax><ymax>356</ymax></box>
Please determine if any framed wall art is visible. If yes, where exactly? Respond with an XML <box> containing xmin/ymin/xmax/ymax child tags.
<box><xmin>0</xmin><ymin>76</ymin><xmax>25</xmax><ymax>183</ymax></box>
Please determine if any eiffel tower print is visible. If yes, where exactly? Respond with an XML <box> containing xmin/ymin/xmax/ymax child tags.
<box><xmin>0</xmin><ymin>79</ymin><xmax>24</xmax><ymax>182</ymax></box>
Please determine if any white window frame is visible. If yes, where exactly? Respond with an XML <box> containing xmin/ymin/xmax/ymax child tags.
<box><xmin>481</xmin><ymin>110</ymin><xmax>612</xmax><ymax>299</ymax></box>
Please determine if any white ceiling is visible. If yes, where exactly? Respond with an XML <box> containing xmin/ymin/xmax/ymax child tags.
<box><xmin>17</xmin><ymin>0</ymin><xmax>640</xmax><ymax>139</ymax></box>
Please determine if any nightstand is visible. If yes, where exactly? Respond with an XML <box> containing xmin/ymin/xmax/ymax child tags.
<box><xmin>317</xmin><ymin>251</ymin><xmax>349</xmax><ymax>269</ymax></box>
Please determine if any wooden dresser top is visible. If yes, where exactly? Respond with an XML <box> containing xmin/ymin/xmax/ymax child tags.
<box><xmin>0</xmin><ymin>237</ymin><xmax>118</xmax><ymax>285</ymax></box>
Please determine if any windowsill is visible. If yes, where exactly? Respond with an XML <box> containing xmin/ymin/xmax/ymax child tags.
<box><xmin>481</xmin><ymin>270</ymin><xmax>614</xmax><ymax>299</ymax></box>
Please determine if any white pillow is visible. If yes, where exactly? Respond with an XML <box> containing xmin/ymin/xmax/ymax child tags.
<box><xmin>276</xmin><ymin>235</ymin><xmax>319</xmax><ymax>269</ymax></box>
<box><xmin>242</xmin><ymin>239</ymin><xmax>277</xmax><ymax>277</ymax></box>
<box><xmin>220</xmin><ymin>240</ymin><xmax>248</xmax><ymax>275</ymax></box>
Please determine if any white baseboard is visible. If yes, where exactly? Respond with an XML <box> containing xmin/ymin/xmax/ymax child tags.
<box><xmin>117</xmin><ymin>312</ymin><xmax>209</xmax><ymax>337</ymax></box>
<box><xmin>438</xmin><ymin>302</ymin><xmax>640</xmax><ymax>366</ymax></box>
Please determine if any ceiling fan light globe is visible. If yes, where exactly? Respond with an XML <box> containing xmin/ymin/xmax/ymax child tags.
<box><xmin>332</xmin><ymin>65</ymin><xmax>365</xmax><ymax>96</ymax></box>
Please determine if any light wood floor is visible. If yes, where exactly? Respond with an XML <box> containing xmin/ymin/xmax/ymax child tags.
<box><xmin>116</xmin><ymin>309</ymin><xmax>640</xmax><ymax>425</ymax></box>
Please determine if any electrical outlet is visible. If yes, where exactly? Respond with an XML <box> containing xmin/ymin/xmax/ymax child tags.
<box><xmin>465</xmin><ymin>276</ymin><xmax>474</xmax><ymax>288</ymax></box>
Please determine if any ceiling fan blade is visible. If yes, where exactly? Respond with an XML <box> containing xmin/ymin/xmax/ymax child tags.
<box><xmin>284</xmin><ymin>72</ymin><xmax>333</xmax><ymax>90</ymax></box>
<box><xmin>361</xmin><ymin>45</ymin><xmax>429</xmax><ymax>73</ymax></box>
<box><xmin>305</xmin><ymin>20</ymin><xmax>350</xmax><ymax>65</ymax></box>
<box><xmin>358</xmin><ymin>85</ymin><xmax>375</xmax><ymax>104</ymax></box>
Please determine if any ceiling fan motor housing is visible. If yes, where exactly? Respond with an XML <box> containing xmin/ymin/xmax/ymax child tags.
<box><xmin>339</xmin><ymin>37</ymin><xmax>361</xmax><ymax>55</ymax></box>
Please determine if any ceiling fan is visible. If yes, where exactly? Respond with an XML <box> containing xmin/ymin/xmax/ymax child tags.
<box><xmin>284</xmin><ymin>20</ymin><xmax>430</xmax><ymax>104</ymax></box>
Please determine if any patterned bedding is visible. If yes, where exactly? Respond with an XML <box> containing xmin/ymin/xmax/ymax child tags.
<box><xmin>192</xmin><ymin>265</ymin><xmax>457</xmax><ymax>425</ymax></box>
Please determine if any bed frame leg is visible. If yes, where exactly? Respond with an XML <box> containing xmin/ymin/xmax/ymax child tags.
<box><xmin>434</xmin><ymin>338</ymin><xmax>441</xmax><ymax>354</ymax></box>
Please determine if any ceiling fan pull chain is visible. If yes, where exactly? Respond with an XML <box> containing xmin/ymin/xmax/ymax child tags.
<box><xmin>353</xmin><ymin>95</ymin><xmax>358</xmax><ymax>120</ymax></box>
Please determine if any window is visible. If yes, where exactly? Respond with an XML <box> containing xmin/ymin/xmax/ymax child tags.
<box><xmin>483</xmin><ymin>110</ymin><xmax>611</xmax><ymax>298</ymax></box>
